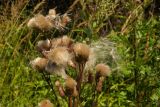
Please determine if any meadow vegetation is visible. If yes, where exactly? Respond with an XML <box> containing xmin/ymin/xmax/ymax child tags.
<box><xmin>0</xmin><ymin>0</ymin><xmax>160</xmax><ymax>107</ymax></box>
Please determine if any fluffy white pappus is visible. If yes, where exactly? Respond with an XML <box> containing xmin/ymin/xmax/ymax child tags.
<box><xmin>45</xmin><ymin>61</ymin><xmax>68</xmax><ymax>79</ymax></box>
<box><xmin>84</xmin><ymin>48</ymin><xmax>96</xmax><ymax>71</ymax></box>
<box><xmin>82</xmin><ymin>38</ymin><xmax>119</xmax><ymax>82</ymax></box>
<box><xmin>86</xmin><ymin>38</ymin><xmax>120</xmax><ymax>72</ymax></box>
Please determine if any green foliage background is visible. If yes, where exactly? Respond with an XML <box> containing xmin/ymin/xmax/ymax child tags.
<box><xmin>0</xmin><ymin>0</ymin><xmax>160</xmax><ymax>106</ymax></box>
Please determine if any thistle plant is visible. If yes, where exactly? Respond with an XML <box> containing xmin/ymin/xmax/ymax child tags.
<box><xmin>29</xmin><ymin>9</ymin><xmax>115</xmax><ymax>107</ymax></box>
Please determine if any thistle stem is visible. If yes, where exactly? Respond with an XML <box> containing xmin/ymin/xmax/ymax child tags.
<box><xmin>68</xmin><ymin>96</ymin><xmax>73</xmax><ymax>107</ymax></box>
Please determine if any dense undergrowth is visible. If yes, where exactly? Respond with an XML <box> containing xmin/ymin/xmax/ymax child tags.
<box><xmin>0</xmin><ymin>0</ymin><xmax>160</xmax><ymax>107</ymax></box>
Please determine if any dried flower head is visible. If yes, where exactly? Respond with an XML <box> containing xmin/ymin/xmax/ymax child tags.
<box><xmin>65</xmin><ymin>77</ymin><xmax>78</xmax><ymax>96</ymax></box>
<box><xmin>27</xmin><ymin>14</ymin><xmax>53</xmax><ymax>31</ymax></box>
<box><xmin>51</xmin><ymin>36</ymin><xmax>74</xmax><ymax>48</ymax></box>
<box><xmin>95</xmin><ymin>63</ymin><xmax>111</xmax><ymax>77</ymax></box>
<box><xmin>45</xmin><ymin>61</ymin><xmax>68</xmax><ymax>79</ymax></box>
<box><xmin>43</xmin><ymin>47</ymin><xmax>71</xmax><ymax>66</ymax></box>
<box><xmin>36</xmin><ymin>39</ymin><xmax>51</xmax><ymax>52</ymax></box>
<box><xmin>65</xmin><ymin>77</ymin><xmax>77</xmax><ymax>89</ymax></box>
<box><xmin>73</xmin><ymin>43</ymin><xmax>90</xmax><ymax>63</ymax></box>
<box><xmin>38</xmin><ymin>99</ymin><xmax>53</xmax><ymax>107</ymax></box>
<box><xmin>30</xmin><ymin>57</ymin><xmax>48</xmax><ymax>71</ymax></box>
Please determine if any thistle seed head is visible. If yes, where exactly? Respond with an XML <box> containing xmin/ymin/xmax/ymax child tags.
<box><xmin>73</xmin><ymin>43</ymin><xmax>90</xmax><ymax>63</ymax></box>
<box><xmin>28</xmin><ymin>14</ymin><xmax>53</xmax><ymax>31</ymax></box>
<box><xmin>65</xmin><ymin>77</ymin><xmax>77</xmax><ymax>90</ymax></box>
<box><xmin>27</xmin><ymin>17</ymin><xmax>37</xmax><ymax>29</ymax></box>
<box><xmin>95</xmin><ymin>63</ymin><xmax>111</xmax><ymax>77</ymax></box>
<box><xmin>44</xmin><ymin>47</ymin><xmax>71</xmax><ymax>66</ymax></box>
<box><xmin>38</xmin><ymin>99</ymin><xmax>53</xmax><ymax>107</ymax></box>
<box><xmin>30</xmin><ymin>57</ymin><xmax>48</xmax><ymax>71</ymax></box>
<box><xmin>51</xmin><ymin>36</ymin><xmax>74</xmax><ymax>48</ymax></box>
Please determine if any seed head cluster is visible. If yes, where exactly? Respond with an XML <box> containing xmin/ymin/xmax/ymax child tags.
<box><xmin>27</xmin><ymin>9</ymin><xmax>71</xmax><ymax>31</ymax></box>
<box><xmin>28</xmin><ymin>9</ymin><xmax>113</xmax><ymax>105</ymax></box>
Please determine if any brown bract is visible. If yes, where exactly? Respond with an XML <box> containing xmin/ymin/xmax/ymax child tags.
<box><xmin>73</xmin><ymin>43</ymin><xmax>90</xmax><ymax>63</ymax></box>
<box><xmin>30</xmin><ymin>57</ymin><xmax>48</xmax><ymax>71</ymax></box>
<box><xmin>95</xmin><ymin>63</ymin><xmax>111</xmax><ymax>77</ymax></box>
<box><xmin>38</xmin><ymin>99</ymin><xmax>53</xmax><ymax>107</ymax></box>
